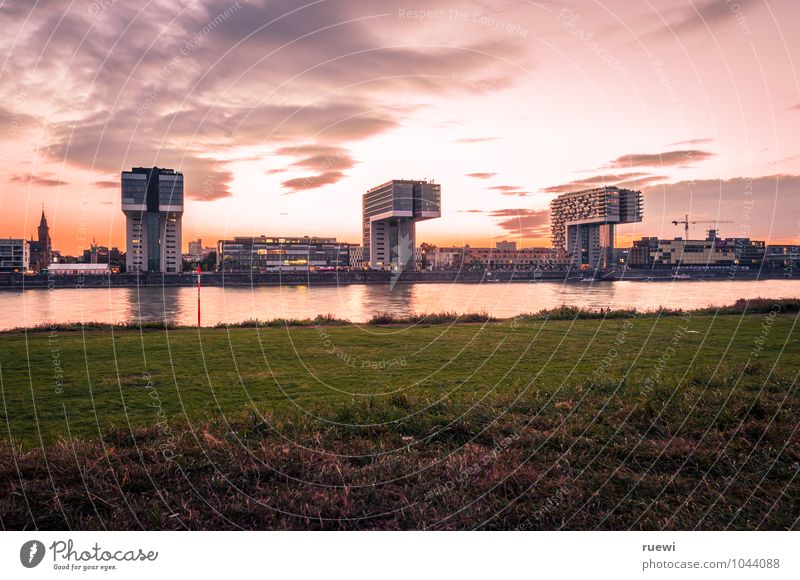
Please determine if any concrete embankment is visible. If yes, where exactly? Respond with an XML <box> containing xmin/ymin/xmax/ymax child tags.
<box><xmin>0</xmin><ymin>269</ymin><xmax>792</xmax><ymax>289</ymax></box>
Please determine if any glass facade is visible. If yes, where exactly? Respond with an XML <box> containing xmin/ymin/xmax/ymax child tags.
<box><xmin>218</xmin><ymin>237</ymin><xmax>351</xmax><ymax>272</ymax></box>
<box><xmin>158</xmin><ymin>173</ymin><xmax>183</xmax><ymax>206</ymax></box>
<box><xmin>121</xmin><ymin>173</ymin><xmax>146</xmax><ymax>205</ymax></box>
<box><xmin>363</xmin><ymin>183</ymin><xmax>396</xmax><ymax>218</ymax></box>
<box><xmin>413</xmin><ymin>182</ymin><xmax>441</xmax><ymax>215</ymax></box>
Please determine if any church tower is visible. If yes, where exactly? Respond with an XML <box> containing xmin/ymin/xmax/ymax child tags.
<box><xmin>37</xmin><ymin>206</ymin><xmax>51</xmax><ymax>270</ymax></box>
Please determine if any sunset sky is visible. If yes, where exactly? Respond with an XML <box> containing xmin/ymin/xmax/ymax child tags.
<box><xmin>1</xmin><ymin>0</ymin><xmax>799</xmax><ymax>255</ymax></box>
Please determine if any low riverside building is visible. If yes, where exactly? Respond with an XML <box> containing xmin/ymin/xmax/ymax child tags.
<box><xmin>216</xmin><ymin>236</ymin><xmax>352</xmax><ymax>272</ymax></box>
<box><xmin>464</xmin><ymin>245</ymin><xmax>569</xmax><ymax>270</ymax></box>
<box><xmin>430</xmin><ymin>246</ymin><xmax>465</xmax><ymax>270</ymax></box>
<box><xmin>628</xmin><ymin>230</ymin><xmax>766</xmax><ymax>268</ymax></box>
<box><xmin>48</xmin><ymin>263</ymin><xmax>111</xmax><ymax>275</ymax></box>
<box><xmin>764</xmin><ymin>244</ymin><xmax>799</xmax><ymax>270</ymax></box>
<box><xmin>0</xmin><ymin>238</ymin><xmax>30</xmax><ymax>273</ymax></box>
<box><xmin>429</xmin><ymin>243</ymin><xmax>569</xmax><ymax>270</ymax></box>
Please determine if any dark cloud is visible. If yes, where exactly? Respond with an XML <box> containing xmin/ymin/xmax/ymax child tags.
<box><xmin>156</xmin><ymin>102</ymin><xmax>398</xmax><ymax>146</ymax></box>
<box><xmin>274</xmin><ymin>144</ymin><xmax>343</xmax><ymax>157</ymax></box>
<box><xmin>488</xmin><ymin>208</ymin><xmax>550</xmax><ymax>237</ymax></box>
<box><xmin>466</xmin><ymin>172</ymin><xmax>497</xmax><ymax>179</ymax></box>
<box><xmin>542</xmin><ymin>172</ymin><xmax>665</xmax><ymax>194</ymax></box>
<box><xmin>274</xmin><ymin>144</ymin><xmax>357</xmax><ymax>189</ymax></box>
<box><xmin>282</xmin><ymin>171</ymin><xmax>346</xmax><ymax>193</ymax></box>
<box><xmin>608</xmin><ymin>150</ymin><xmax>714</xmax><ymax>168</ymax></box>
<box><xmin>0</xmin><ymin>0</ymin><xmax>63</xmax><ymax>17</ymax></box>
<box><xmin>191</xmin><ymin>0</ymin><xmax>527</xmax><ymax>99</ymax></box>
<box><xmin>10</xmin><ymin>173</ymin><xmax>68</xmax><ymax>187</ymax></box>
<box><xmin>3</xmin><ymin>0</ymin><xmax>528</xmax><ymax>198</ymax></box>
<box><xmin>278</xmin><ymin>145</ymin><xmax>357</xmax><ymax>173</ymax></box>
<box><xmin>668</xmin><ymin>138</ymin><xmax>715</xmax><ymax>146</ymax></box>
<box><xmin>92</xmin><ymin>180</ymin><xmax>118</xmax><ymax>189</ymax></box>
<box><xmin>179</xmin><ymin>158</ymin><xmax>235</xmax><ymax>201</ymax></box>
<box><xmin>488</xmin><ymin>184</ymin><xmax>530</xmax><ymax>196</ymax></box>
<box><xmin>455</xmin><ymin>137</ymin><xmax>499</xmax><ymax>144</ymax></box>
<box><xmin>291</xmin><ymin>154</ymin><xmax>356</xmax><ymax>171</ymax></box>
<box><xmin>644</xmin><ymin>0</ymin><xmax>760</xmax><ymax>39</ymax></box>
<box><xmin>0</xmin><ymin>106</ymin><xmax>37</xmax><ymax>134</ymax></box>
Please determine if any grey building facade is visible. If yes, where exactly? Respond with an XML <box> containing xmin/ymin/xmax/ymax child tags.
<box><xmin>362</xmin><ymin>179</ymin><xmax>441</xmax><ymax>271</ymax></box>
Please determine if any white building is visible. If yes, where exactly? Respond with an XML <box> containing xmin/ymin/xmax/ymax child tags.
<box><xmin>122</xmin><ymin>167</ymin><xmax>184</xmax><ymax>274</ymax></box>
<box><xmin>431</xmin><ymin>246</ymin><xmax>463</xmax><ymax>269</ymax></box>
<box><xmin>0</xmin><ymin>238</ymin><xmax>30</xmax><ymax>272</ymax></box>
<box><xmin>48</xmin><ymin>263</ymin><xmax>111</xmax><ymax>275</ymax></box>
<box><xmin>348</xmin><ymin>245</ymin><xmax>365</xmax><ymax>268</ymax></box>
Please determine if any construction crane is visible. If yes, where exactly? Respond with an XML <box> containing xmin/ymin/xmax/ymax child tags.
<box><xmin>671</xmin><ymin>214</ymin><xmax>734</xmax><ymax>238</ymax></box>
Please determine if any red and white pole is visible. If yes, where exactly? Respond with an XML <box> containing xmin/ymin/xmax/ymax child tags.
<box><xmin>197</xmin><ymin>266</ymin><xmax>201</xmax><ymax>328</ymax></box>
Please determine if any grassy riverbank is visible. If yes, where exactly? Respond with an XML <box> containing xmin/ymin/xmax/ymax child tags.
<box><xmin>0</xmin><ymin>305</ymin><xmax>798</xmax><ymax>529</ymax></box>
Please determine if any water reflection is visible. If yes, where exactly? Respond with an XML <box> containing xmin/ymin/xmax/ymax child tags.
<box><xmin>0</xmin><ymin>279</ymin><xmax>797</xmax><ymax>330</ymax></box>
<box><xmin>127</xmin><ymin>287</ymin><xmax>185</xmax><ymax>324</ymax></box>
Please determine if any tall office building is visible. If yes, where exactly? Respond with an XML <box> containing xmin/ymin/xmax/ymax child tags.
<box><xmin>187</xmin><ymin>239</ymin><xmax>203</xmax><ymax>259</ymax></box>
<box><xmin>362</xmin><ymin>179</ymin><xmax>441</xmax><ymax>271</ymax></box>
<box><xmin>121</xmin><ymin>167</ymin><xmax>184</xmax><ymax>274</ymax></box>
<box><xmin>550</xmin><ymin>186</ymin><xmax>642</xmax><ymax>270</ymax></box>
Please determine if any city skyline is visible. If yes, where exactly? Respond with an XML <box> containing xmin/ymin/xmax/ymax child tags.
<box><xmin>2</xmin><ymin>0</ymin><xmax>800</xmax><ymax>253</ymax></box>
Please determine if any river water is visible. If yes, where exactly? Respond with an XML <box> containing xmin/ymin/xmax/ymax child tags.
<box><xmin>0</xmin><ymin>279</ymin><xmax>798</xmax><ymax>330</ymax></box>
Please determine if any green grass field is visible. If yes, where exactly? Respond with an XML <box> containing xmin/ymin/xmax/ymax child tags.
<box><xmin>1</xmin><ymin>311</ymin><xmax>798</xmax><ymax>445</ymax></box>
<box><xmin>0</xmin><ymin>309</ymin><xmax>798</xmax><ymax>529</ymax></box>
